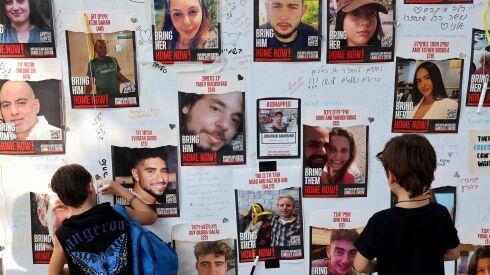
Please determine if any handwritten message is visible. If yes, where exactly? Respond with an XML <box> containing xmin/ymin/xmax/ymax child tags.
<box><xmin>308</xmin><ymin>65</ymin><xmax>383</xmax><ymax>90</ymax></box>
<box><xmin>402</xmin><ymin>5</ymin><xmax>467</xmax><ymax>31</ymax></box>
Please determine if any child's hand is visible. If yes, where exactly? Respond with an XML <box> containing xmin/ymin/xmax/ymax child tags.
<box><xmin>98</xmin><ymin>180</ymin><xmax>122</xmax><ymax>195</ymax></box>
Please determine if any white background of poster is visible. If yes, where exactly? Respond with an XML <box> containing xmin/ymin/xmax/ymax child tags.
<box><xmin>0</xmin><ymin>0</ymin><xmax>489</xmax><ymax>274</ymax></box>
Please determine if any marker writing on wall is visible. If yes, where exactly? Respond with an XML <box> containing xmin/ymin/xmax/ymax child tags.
<box><xmin>250</xmin><ymin>255</ymin><xmax>259</xmax><ymax>275</ymax></box>
<box><xmin>477</xmin><ymin>81</ymin><xmax>487</xmax><ymax>114</ymax></box>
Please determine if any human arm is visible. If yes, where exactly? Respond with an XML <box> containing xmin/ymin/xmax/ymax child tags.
<box><xmin>98</xmin><ymin>180</ymin><xmax>157</xmax><ymax>225</ymax></box>
<box><xmin>443</xmin><ymin>245</ymin><xmax>460</xmax><ymax>261</ymax></box>
<box><xmin>354</xmin><ymin>252</ymin><xmax>377</xmax><ymax>273</ymax></box>
<box><xmin>48</xmin><ymin>235</ymin><xmax>68</xmax><ymax>275</ymax></box>
<box><xmin>84</xmin><ymin>76</ymin><xmax>94</xmax><ymax>94</ymax></box>
<box><xmin>117</xmin><ymin>72</ymin><xmax>131</xmax><ymax>83</ymax></box>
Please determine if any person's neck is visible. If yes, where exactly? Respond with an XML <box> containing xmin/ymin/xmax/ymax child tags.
<box><xmin>421</xmin><ymin>96</ymin><xmax>435</xmax><ymax>106</ymax></box>
<box><xmin>178</xmin><ymin>38</ymin><xmax>191</xmax><ymax>49</ymax></box>
<box><xmin>70</xmin><ymin>200</ymin><xmax>96</xmax><ymax>216</ymax></box>
<box><xmin>280</xmin><ymin>215</ymin><xmax>295</xmax><ymax>222</ymax></box>
<box><xmin>133</xmin><ymin>183</ymin><xmax>156</xmax><ymax>204</ymax></box>
<box><xmin>276</xmin><ymin>31</ymin><xmax>297</xmax><ymax>44</ymax></box>
<box><xmin>11</xmin><ymin>20</ymin><xmax>32</xmax><ymax>34</ymax></box>
<box><xmin>394</xmin><ymin>190</ymin><xmax>430</xmax><ymax>209</ymax></box>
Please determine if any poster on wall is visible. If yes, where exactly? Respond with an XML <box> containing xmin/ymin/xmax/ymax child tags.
<box><xmin>0</xmin><ymin>59</ymin><xmax>64</xmax><ymax>155</ymax></box>
<box><xmin>64</xmin><ymin>12</ymin><xmax>139</xmax><ymax>108</ymax></box>
<box><xmin>253</xmin><ymin>0</ymin><xmax>321</xmax><ymax>61</ymax></box>
<box><xmin>467</xmin><ymin>29</ymin><xmax>490</xmax><ymax>107</ymax></box>
<box><xmin>234</xmin><ymin>167</ymin><xmax>304</xmax><ymax>263</ymax></box>
<box><xmin>257</xmin><ymin>98</ymin><xmax>300</xmax><ymax>158</ymax></box>
<box><xmin>405</xmin><ymin>0</ymin><xmax>471</xmax><ymax>4</ymax></box>
<box><xmin>152</xmin><ymin>0</ymin><xmax>221</xmax><ymax>63</ymax></box>
<box><xmin>111</xmin><ymin>145</ymin><xmax>180</xmax><ymax>218</ymax></box>
<box><xmin>302</xmin><ymin>107</ymin><xmax>368</xmax><ymax>198</ymax></box>
<box><xmin>468</xmin><ymin>130</ymin><xmax>490</xmax><ymax>176</ymax></box>
<box><xmin>30</xmin><ymin>192</ymin><xmax>71</xmax><ymax>264</ymax></box>
<box><xmin>326</xmin><ymin>0</ymin><xmax>394</xmax><ymax>64</ymax></box>
<box><xmin>392</xmin><ymin>58</ymin><xmax>462</xmax><ymax>133</ymax></box>
<box><xmin>178</xmin><ymin>72</ymin><xmax>246</xmax><ymax>166</ymax></box>
<box><xmin>457</xmin><ymin>245</ymin><xmax>490</xmax><ymax>275</ymax></box>
<box><xmin>0</xmin><ymin>0</ymin><xmax>56</xmax><ymax>58</ymax></box>
<box><xmin>309</xmin><ymin>209</ymin><xmax>369</xmax><ymax>275</ymax></box>
<box><xmin>172</xmin><ymin>222</ymin><xmax>238</xmax><ymax>275</ymax></box>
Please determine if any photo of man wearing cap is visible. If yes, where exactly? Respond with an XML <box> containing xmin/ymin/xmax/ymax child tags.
<box><xmin>327</xmin><ymin>0</ymin><xmax>394</xmax><ymax>63</ymax></box>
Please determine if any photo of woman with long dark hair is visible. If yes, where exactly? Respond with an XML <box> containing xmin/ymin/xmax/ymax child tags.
<box><xmin>323</xmin><ymin>127</ymin><xmax>356</xmax><ymax>185</ymax></box>
<box><xmin>467</xmin><ymin>246</ymin><xmax>490</xmax><ymax>275</ymax></box>
<box><xmin>159</xmin><ymin>0</ymin><xmax>218</xmax><ymax>49</ymax></box>
<box><xmin>334</xmin><ymin>0</ymin><xmax>387</xmax><ymax>47</ymax></box>
<box><xmin>0</xmin><ymin>0</ymin><xmax>52</xmax><ymax>43</ymax></box>
<box><xmin>407</xmin><ymin>61</ymin><xmax>459</xmax><ymax>120</ymax></box>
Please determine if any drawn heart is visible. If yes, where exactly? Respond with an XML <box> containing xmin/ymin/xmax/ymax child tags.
<box><xmin>169</xmin><ymin>124</ymin><xmax>176</xmax><ymax>130</ymax></box>
<box><xmin>441</xmin><ymin>23</ymin><xmax>448</xmax><ymax>30</ymax></box>
<box><xmin>414</xmin><ymin>7</ymin><xmax>422</xmax><ymax>14</ymax></box>
<box><xmin>131</xmin><ymin>17</ymin><xmax>137</xmax><ymax>23</ymax></box>
<box><xmin>138</xmin><ymin>27</ymin><xmax>152</xmax><ymax>44</ymax></box>
<box><xmin>368</xmin><ymin>117</ymin><xmax>374</xmax><ymax>123</ymax></box>
<box><xmin>237</xmin><ymin>74</ymin><xmax>244</xmax><ymax>80</ymax></box>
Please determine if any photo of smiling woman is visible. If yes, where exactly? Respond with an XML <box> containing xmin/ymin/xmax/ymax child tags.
<box><xmin>157</xmin><ymin>0</ymin><xmax>219</xmax><ymax>49</ymax></box>
<box><xmin>0</xmin><ymin>0</ymin><xmax>52</xmax><ymax>43</ymax></box>
<box><xmin>407</xmin><ymin>61</ymin><xmax>459</xmax><ymax>120</ymax></box>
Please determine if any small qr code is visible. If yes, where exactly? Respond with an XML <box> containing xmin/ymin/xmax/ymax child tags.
<box><xmin>447</xmin><ymin>109</ymin><xmax>457</xmax><ymax>119</ymax></box>
<box><xmin>166</xmin><ymin>194</ymin><xmax>177</xmax><ymax>203</ymax></box>
<box><xmin>40</xmin><ymin>32</ymin><xmax>52</xmax><ymax>43</ymax></box>
<box><xmin>50</xmin><ymin>129</ymin><xmax>61</xmax><ymax>140</ymax></box>
<box><xmin>308</xmin><ymin>36</ymin><xmax>318</xmax><ymax>47</ymax></box>
<box><xmin>207</xmin><ymin>37</ymin><xmax>218</xmax><ymax>48</ymax></box>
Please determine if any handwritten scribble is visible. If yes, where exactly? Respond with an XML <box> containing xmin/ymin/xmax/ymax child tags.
<box><xmin>0</xmin><ymin>62</ymin><xmax>11</xmax><ymax>78</ymax></box>
<box><xmin>222</xmin><ymin>32</ymin><xmax>241</xmax><ymax>45</ymax></box>
<box><xmin>136</xmin><ymin>26</ymin><xmax>152</xmax><ymax>45</ymax></box>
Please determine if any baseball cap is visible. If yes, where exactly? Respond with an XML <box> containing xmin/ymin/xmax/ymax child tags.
<box><xmin>337</xmin><ymin>0</ymin><xmax>388</xmax><ymax>14</ymax></box>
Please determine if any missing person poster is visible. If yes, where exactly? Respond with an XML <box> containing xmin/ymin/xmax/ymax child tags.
<box><xmin>467</xmin><ymin>29</ymin><xmax>490</xmax><ymax>107</ymax></box>
<box><xmin>257</xmin><ymin>98</ymin><xmax>300</xmax><ymax>158</ymax></box>
<box><xmin>457</xmin><ymin>245</ymin><xmax>490</xmax><ymax>275</ymax></box>
<box><xmin>326</xmin><ymin>0</ymin><xmax>394</xmax><ymax>64</ymax></box>
<box><xmin>178</xmin><ymin>72</ymin><xmax>246</xmax><ymax>166</ymax></box>
<box><xmin>392</xmin><ymin>58</ymin><xmax>462</xmax><ymax>133</ymax></box>
<box><xmin>153</xmin><ymin>0</ymin><xmax>221</xmax><ymax>63</ymax></box>
<box><xmin>303</xmin><ymin>107</ymin><xmax>368</xmax><ymax>198</ymax></box>
<box><xmin>309</xmin><ymin>209</ymin><xmax>369</xmax><ymax>275</ymax></box>
<box><xmin>254</xmin><ymin>0</ymin><xmax>321</xmax><ymax>61</ymax></box>
<box><xmin>0</xmin><ymin>59</ymin><xmax>64</xmax><ymax>155</ymax></box>
<box><xmin>30</xmin><ymin>192</ymin><xmax>53</xmax><ymax>264</ymax></box>
<box><xmin>111</xmin><ymin>145</ymin><xmax>179</xmax><ymax>218</ymax></box>
<box><xmin>234</xmin><ymin>167</ymin><xmax>304</xmax><ymax>262</ymax></box>
<box><xmin>30</xmin><ymin>192</ymin><xmax>71</xmax><ymax>264</ymax></box>
<box><xmin>0</xmin><ymin>0</ymin><xmax>56</xmax><ymax>58</ymax></box>
<box><xmin>456</xmin><ymin>226</ymin><xmax>490</xmax><ymax>275</ymax></box>
<box><xmin>468</xmin><ymin>130</ymin><xmax>490</xmax><ymax>176</ymax></box>
<box><xmin>405</xmin><ymin>0</ymin><xmax>471</xmax><ymax>4</ymax></box>
<box><xmin>172</xmin><ymin>222</ymin><xmax>237</xmax><ymax>275</ymax></box>
<box><xmin>64</xmin><ymin>12</ymin><xmax>139</xmax><ymax>108</ymax></box>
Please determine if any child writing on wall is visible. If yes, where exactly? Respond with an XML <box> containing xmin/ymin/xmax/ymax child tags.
<box><xmin>353</xmin><ymin>134</ymin><xmax>460</xmax><ymax>274</ymax></box>
<box><xmin>48</xmin><ymin>164</ymin><xmax>157</xmax><ymax>275</ymax></box>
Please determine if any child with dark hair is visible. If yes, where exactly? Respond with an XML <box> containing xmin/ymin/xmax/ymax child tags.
<box><xmin>48</xmin><ymin>164</ymin><xmax>157</xmax><ymax>275</ymax></box>
<box><xmin>468</xmin><ymin>246</ymin><xmax>490</xmax><ymax>275</ymax></box>
<box><xmin>353</xmin><ymin>134</ymin><xmax>460</xmax><ymax>274</ymax></box>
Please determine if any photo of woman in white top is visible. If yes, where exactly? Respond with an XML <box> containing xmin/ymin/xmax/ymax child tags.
<box><xmin>407</xmin><ymin>61</ymin><xmax>459</xmax><ymax>120</ymax></box>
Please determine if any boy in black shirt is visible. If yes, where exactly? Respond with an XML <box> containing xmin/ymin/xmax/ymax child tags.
<box><xmin>48</xmin><ymin>164</ymin><xmax>157</xmax><ymax>275</ymax></box>
<box><xmin>353</xmin><ymin>134</ymin><xmax>460</xmax><ymax>275</ymax></box>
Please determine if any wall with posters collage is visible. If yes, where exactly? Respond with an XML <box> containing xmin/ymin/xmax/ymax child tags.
<box><xmin>0</xmin><ymin>0</ymin><xmax>488</xmax><ymax>274</ymax></box>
